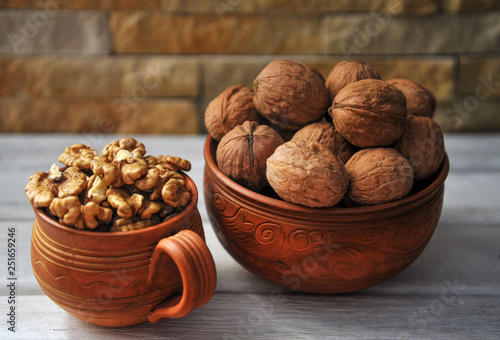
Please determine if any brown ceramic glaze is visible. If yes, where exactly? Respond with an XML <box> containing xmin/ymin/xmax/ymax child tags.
<box><xmin>31</xmin><ymin>174</ymin><xmax>216</xmax><ymax>327</ymax></box>
<box><xmin>204</xmin><ymin>136</ymin><xmax>449</xmax><ymax>294</ymax></box>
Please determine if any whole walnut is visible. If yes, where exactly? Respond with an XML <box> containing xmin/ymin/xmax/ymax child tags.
<box><xmin>217</xmin><ymin>121</ymin><xmax>285</xmax><ymax>191</ymax></box>
<box><xmin>266</xmin><ymin>139</ymin><xmax>348</xmax><ymax>208</ymax></box>
<box><xmin>387</xmin><ymin>79</ymin><xmax>437</xmax><ymax>118</ymax></box>
<box><xmin>292</xmin><ymin>121</ymin><xmax>354</xmax><ymax>164</ymax></box>
<box><xmin>329</xmin><ymin>79</ymin><xmax>407</xmax><ymax>148</ymax></box>
<box><xmin>205</xmin><ymin>85</ymin><xmax>262</xmax><ymax>141</ymax></box>
<box><xmin>345</xmin><ymin>148</ymin><xmax>414</xmax><ymax>206</ymax></box>
<box><xmin>325</xmin><ymin>60</ymin><xmax>381</xmax><ymax>100</ymax></box>
<box><xmin>253</xmin><ymin>59</ymin><xmax>330</xmax><ymax>131</ymax></box>
<box><xmin>394</xmin><ymin>115</ymin><xmax>445</xmax><ymax>181</ymax></box>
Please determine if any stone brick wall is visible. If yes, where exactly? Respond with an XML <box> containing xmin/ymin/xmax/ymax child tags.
<box><xmin>0</xmin><ymin>1</ymin><xmax>499</xmax><ymax>134</ymax></box>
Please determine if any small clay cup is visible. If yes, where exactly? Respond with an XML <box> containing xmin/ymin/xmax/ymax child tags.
<box><xmin>31</xmin><ymin>174</ymin><xmax>216</xmax><ymax>327</ymax></box>
<box><xmin>204</xmin><ymin>136</ymin><xmax>449</xmax><ymax>294</ymax></box>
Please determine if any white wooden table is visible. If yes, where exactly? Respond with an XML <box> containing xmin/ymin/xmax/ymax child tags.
<box><xmin>0</xmin><ymin>133</ymin><xmax>499</xmax><ymax>339</ymax></box>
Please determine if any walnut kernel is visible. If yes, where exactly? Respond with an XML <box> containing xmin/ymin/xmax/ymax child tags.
<box><xmin>25</xmin><ymin>166</ymin><xmax>87</xmax><ymax>208</ymax></box>
<box><xmin>106</xmin><ymin>188</ymin><xmax>144</xmax><ymax>219</ymax></box>
<box><xmin>58</xmin><ymin>143</ymin><xmax>98</xmax><ymax>169</ymax></box>
<box><xmin>48</xmin><ymin>163</ymin><xmax>63</xmax><ymax>181</ymax></box>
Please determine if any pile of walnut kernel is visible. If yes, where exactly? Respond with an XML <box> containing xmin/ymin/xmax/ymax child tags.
<box><xmin>205</xmin><ymin>59</ymin><xmax>445</xmax><ymax>208</ymax></box>
<box><xmin>25</xmin><ymin>137</ymin><xmax>192</xmax><ymax>232</ymax></box>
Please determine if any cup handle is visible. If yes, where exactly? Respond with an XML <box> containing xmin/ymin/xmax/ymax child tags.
<box><xmin>147</xmin><ymin>229</ymin><xmax>217</xmax><ymax>323</ymax></box>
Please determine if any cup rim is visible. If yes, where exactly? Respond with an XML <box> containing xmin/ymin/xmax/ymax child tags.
<box><xmin>203</xmin><ymin>135</ymin><xmax>449</xmax><ymax>216</ymax></box>
<box><xmin>33</xmin><ymin>173</ymin><xmax>199</xmax><ymax>237</ymax></box>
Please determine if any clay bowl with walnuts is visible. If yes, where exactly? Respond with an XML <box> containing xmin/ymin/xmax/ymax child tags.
<box><xmin>203</xmin><ymin>135</ymin><xmax>449</xmax><ymax>294</ymax></box>
<box><xmin>27</xmin><ymin>137</ymin><xmax>219</xmax><ymax>329</ymax></box>
<box><xmin>30</xmin><ymin>173</ymin><xmax>217</xmax><ymax>327</ymax></box>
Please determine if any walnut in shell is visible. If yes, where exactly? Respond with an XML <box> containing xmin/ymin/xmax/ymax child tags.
<box><xmin>394</xmin><ymin>115</ymin><xmax>445</xmax><ymax>181</ymax></box>
<box><xmin>266</xmin><ymin>139</ymin><xmax>348</xmax><ymax>207</ymax></box>
<box><xmin>292</xmin><ymin>121</ymin><xmax>354</xmax><ymax>164</ymax></box>
<box><xmin>345</xmin><ymin>148</ymin><xmax>414</xmax><ymax>206</ymax></box>
<box><xmin>329</xmin><ymin>79</ymin><xmax>407</xmax><ymax>148</ymax></box>
<box><xmin>205</xmin><ymin>85</ymin><xmax>262</xmax><ymax>141</ymax></box>
<box><xmin>325</xmin><ymin>60</ymin><xmax>381</xmax><ymax>100</ymax></box>
<box><xmin>387</xmin><ymin>79</ymin><xmax>437</xmax><ymax>118</ymax></box>
<box><xmin>253</xmin><ymin>59</ymin><xmax>330</xmax><ymax>131</ymax></box>
<box><xmin>217</xmin><ymin>121</ymin><xmax>285</xmax><ymax>191</ymax></box>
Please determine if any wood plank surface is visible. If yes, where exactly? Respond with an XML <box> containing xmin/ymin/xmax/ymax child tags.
<box><xmin>0</xmin><ymin>133</ymin><xmax>499</xmax><ymax>339</ymax></box>
<box><xmin>3</xmin><ymin>294</ymin><xmax>499</xmax><ymax>340</ymax></box>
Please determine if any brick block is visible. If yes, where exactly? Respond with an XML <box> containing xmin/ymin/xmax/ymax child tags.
<box><xmin>457</xmin><ymin>56</ymin><xmax>500</xmax><ymax>97</ymax></box>
<box><xmin>0</xmin><ymin>56</ymin><xmax>199</xmax><ymax>97</ymax></box>
<box><xmin>109</xmin><ymin>12</ymin><xmax>318</xmax><ymax>54</ymax></box>
<box><xmin>442</xmin><ymin>0</ymin><xmax>500</xmax><ymax>11</ymax></box>
<box><xmin>162</xmin><ymin>0</ymin><xmax>439</xmax><ymax>14</ymax></box>
<box><xmin>0</xmin><ymin>10</ymin><xmax>108</xmax><ymax>53</ymax></box>
<box><xmin>0</xmin><ymin>98</ymin><xmax>199</xmax><ymax>134</ymax></box>
<box><xmin>0</xmin><ymin>0</ymin><xmax>162</xmax><ymax>10</ymax></box>
<box><xmin>320</xmin><ymin>12</ymin><xmax>500</xmax><ymax>54</ymax></box>
<box><xmin>435</xmin><ymin>98</ymin><xmax>500</xmax><ymax>132</ymax></box>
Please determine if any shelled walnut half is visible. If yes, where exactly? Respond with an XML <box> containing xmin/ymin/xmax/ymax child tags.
<box><xmin>25</xmin><ymin>166</ymin><xmax>87</xmax><ymax>208</ymax></box>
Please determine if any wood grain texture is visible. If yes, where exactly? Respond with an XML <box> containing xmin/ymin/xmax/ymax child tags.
<box><xmin>2</xmin><ymin>294</ymin><xmax>499</xmax><ymax>339</ymax></box>
<box><xmin>0</xmin><ymin>133</ymin><xmax>499</xmax><ymax>339</ymax></box>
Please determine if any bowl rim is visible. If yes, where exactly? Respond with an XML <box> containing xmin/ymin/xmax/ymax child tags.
<box><xmin>204</xmin><ymin>134</ymin><xmax>449</xmax><ymax>216</ymax></box>
<box><xmin>33</xmin><ymin>172</ymin><xmax>199</xmax><ymax>238</ymax></box>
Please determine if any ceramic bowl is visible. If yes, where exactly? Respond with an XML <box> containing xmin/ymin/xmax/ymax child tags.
<box><xmin>203</xmin><ymin>136</ymin><xmax>449</xmax><ymax>294</ymax></box>
<box><xmin>31</xmin><ymin>174</ymin><xmax>217</xmax><ymax>327</ymax></box>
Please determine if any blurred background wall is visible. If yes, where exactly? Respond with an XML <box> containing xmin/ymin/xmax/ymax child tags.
<box><xmin>0</xmin><ymin>0</ymin><xmax>499</xmax><ymax>134</ymax></box>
